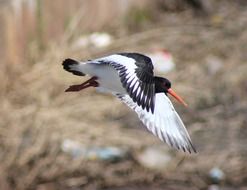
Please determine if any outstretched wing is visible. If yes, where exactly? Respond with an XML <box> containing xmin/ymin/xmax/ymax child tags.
<box><xmin>96</xmin><ymin>53</ymin><xmax>156</xmax><ymax>113</ymax></box>
<box><xmin>116</xmin><ymin>93</ymin><xmax>196</xmax><ymax>153</ymax></box>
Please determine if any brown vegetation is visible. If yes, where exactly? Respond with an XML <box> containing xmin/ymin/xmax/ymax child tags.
<box><xmin>0</xmin><ymin>0</ymin><xmax>247</xmax><ymax>189</ymax></box>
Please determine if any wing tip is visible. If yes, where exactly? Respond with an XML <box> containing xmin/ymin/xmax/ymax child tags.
<box><xmin>179</xmin><ymin>141</ymin><xmax>197</xmax><ymax>154</ymax></box>
<box><xmin>162</xmin><ymin>133</ymin><xmax>197</xmax><ymax>154</ymax></box>
<box><xmin>189</xmin><ymin>143</ymin><xmax>198</xmax><ymax>154</ymax></box>
<box><xmin>116</xmin><ymin>93</ymin><xmax>198</xmax><ymax>154</ymax></box>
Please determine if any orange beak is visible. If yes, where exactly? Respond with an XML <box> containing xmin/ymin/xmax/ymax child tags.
<box><xmin>167</xmin><ymin>88</ymin><xmax>188</xmax><ymax>107</ymax></box>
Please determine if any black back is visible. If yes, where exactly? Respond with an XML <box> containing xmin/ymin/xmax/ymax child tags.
<box><xmin>118</xmin><ymin>53</ymin><xmax>154</xmax><ymax>76</ymax></box>
<box><xmin>116</xmin><ymin>53</ymin><xmax>156</xmax><ymax>113</ymax></box>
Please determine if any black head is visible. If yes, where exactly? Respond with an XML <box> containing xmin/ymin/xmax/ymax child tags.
<box><xmin>154</xmin><ymin>76</ymin><xmax>188</xmax><ymax>106</ymax></box>
<box><xmin>155</xmin><ymin>77</ymin><xmax>171</xmax><ymax>93</ymax></box>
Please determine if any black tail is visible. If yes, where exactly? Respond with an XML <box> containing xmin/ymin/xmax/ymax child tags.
<box><xmin>62</xmin><ymin>58</ymin><xmax>85</xmax><ymax>76</ymax></box>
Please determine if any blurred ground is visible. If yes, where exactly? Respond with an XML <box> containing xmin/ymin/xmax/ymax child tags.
<box><xmin>0</xmin><ymin>0</ymin><xmax>247</xmax><ymax>190</ymax></box>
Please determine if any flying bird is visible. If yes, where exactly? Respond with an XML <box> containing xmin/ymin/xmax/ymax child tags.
<box><xmin>62</xmin><ymin>53</ymin><xmax>196</xmax><ymax>153</ymax></box>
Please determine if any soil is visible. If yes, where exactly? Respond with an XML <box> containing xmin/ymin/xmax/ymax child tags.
<box><xmin>1</xmin><ymin>1</ymin><xmax>247</xmax><ymax>190</ymax></box>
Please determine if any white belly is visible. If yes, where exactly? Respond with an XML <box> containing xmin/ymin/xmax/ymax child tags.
<box><xmin>80</xmin><ymin>63</ymin><xmax>127</xmax><ymax>94</ymax></box>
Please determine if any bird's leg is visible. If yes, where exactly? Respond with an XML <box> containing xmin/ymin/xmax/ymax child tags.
<box><xmin>65</xmin><ymin>76</ymin><xmax>99</xmax><ymax>92</ymax></box>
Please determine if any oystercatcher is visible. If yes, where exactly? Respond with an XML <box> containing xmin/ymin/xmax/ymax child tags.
<box><xmin>62</xmin><ymin>53</ymin><xmax>196</xmax><ymax>153</ymax></box>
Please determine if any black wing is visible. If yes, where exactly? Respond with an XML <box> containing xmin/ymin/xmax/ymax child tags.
<box><xmin>98</xmin><ymin>53</ymin><xmax>156</xmax><ymax>113</ymax></box>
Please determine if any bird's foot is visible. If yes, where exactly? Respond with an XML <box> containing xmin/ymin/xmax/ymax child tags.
<box><xmin>65</xmin><ymin>76</ymin><xmax>99</xmax><ymax>92</ymax></box>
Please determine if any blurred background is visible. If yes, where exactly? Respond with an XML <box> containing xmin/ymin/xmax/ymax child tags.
<box><xmin>0</xmin><ymin>0</ymin><xmax>247</xmax><ymax>189</ymax></box>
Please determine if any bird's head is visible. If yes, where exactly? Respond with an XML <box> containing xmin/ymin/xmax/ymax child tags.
<box><xmin>155</xmin><ymin>77</ymin><xmax>188</xmax><ymax>107</ymax></box>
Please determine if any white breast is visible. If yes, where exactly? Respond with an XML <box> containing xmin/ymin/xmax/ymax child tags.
<box><xmin>77</xmin><ymin>63</ymin><xmax>127</xmax><ymax>94</ymax></box>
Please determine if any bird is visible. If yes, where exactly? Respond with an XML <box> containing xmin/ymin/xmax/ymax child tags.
<box><xmin>62</xmin><ymin>53</ymin><xmax>196</xmax><ymax>153</ymax></box>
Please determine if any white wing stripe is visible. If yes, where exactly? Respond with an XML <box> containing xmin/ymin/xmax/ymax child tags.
<box><xmin>130</xmin><ymin>78</ymin><xmax>138</xmax><ymax>88</ymax></box>
<box><xmin>94</xmin><ymin>54</ymin><xmax>154</xmax><ymax>113</ymax></box>
<box><xmin>127</xmin><ymin>74</ymin><xmax>135</xmax><ymax>83</ymax></box>
<box><xmin>116</xmin><ymin>93</ymin><xmax>196</xmax><ymax>153</ymax></box>
<box><xmin>132</xmin><ymin>82</ymin><xmax>139</xmax><ymax>92</ymax></box>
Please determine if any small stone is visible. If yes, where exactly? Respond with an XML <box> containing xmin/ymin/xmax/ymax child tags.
<box><xmin>72</xmin><ymin>32</ymin><xmax>112</xmax><ymax>50</ymax></box>
<box><xmin>61</xmin><ymin>139</ymin><xmax>128</xmax><ymax>161</ymax></box>
<box><xmin>89</xmin><ymin>32</ymin><xmax>112</xmax><ymax>48</ymax></box>
<box><xmin>208</xmin><ymin>184</ymin><xmax>220</xmax><ymax>190</ymax></box>
<box><xmin>206</xmin><ymin>55</ymin><xmax>223</xmax><ymax>75</ymax></box>
<box><xmin>209</xmin><ymin>167</ymin><xmax>225</xmax><ymax>184</ymax></box>
<box><xmin>136</xmin><ymin>145</ymin><xmax>172</xmax><ymax>171</ymax></box>
<box><xmin>149</xmin><ymin>50</ymin><xmax>175</xmax><ymax>73</ymax></box>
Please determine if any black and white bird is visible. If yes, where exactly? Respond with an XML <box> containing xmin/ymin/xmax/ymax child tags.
<box><xmin>62</xmin><ymin>53</ymin><xmax>196</xmax><ymax>153</ymax></box>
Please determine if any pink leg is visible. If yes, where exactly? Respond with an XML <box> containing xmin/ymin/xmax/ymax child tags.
<box><xmin>65</xmin><ymin>76</ymin><xmax>99</xmax><ymax>92</ymax></box>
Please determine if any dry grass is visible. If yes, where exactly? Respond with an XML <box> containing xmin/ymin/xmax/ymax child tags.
<box><xmin>0</xmin><ymin>1</ymin><xmax>247</xmax><ymax>190</ymax></box>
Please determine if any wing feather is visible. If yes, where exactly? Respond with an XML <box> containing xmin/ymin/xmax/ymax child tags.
<box><xmin>95</xmin><ymin>54</ymin><xmax>156</xmax><ymax>113</ymax></box>
<box><xmin>116</xmin><ymin>93</ymin><xmax>196</xmax><ymax>153</ymax></box>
